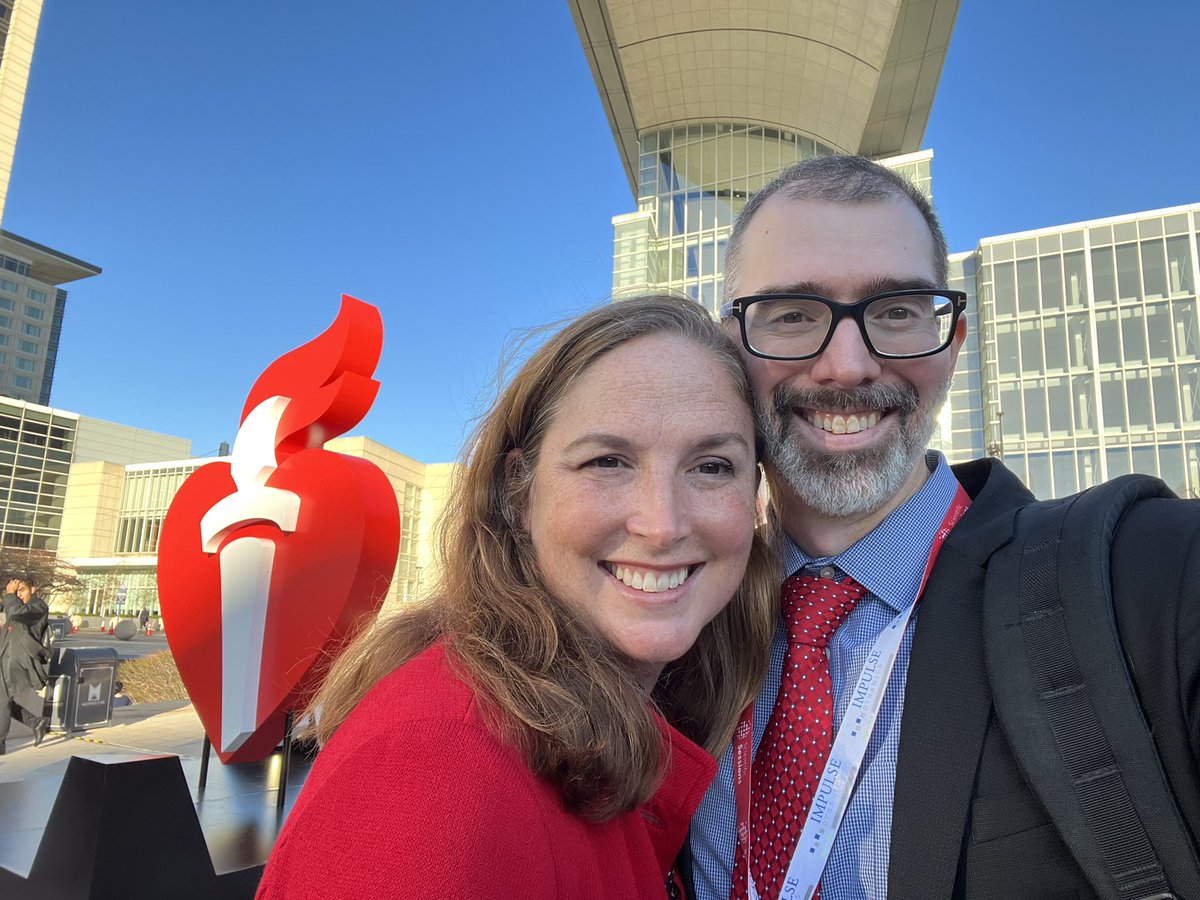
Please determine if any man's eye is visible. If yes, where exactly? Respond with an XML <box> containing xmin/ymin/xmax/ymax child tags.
<box><xmin>695</xmin><ymin>460</ymin><xmax>733</xmax><ymax>475</ymax></box>
<box><xmin>767</xmin><ymin>307</ymin><xmax>814</xmax><ymax>324</ymax></box>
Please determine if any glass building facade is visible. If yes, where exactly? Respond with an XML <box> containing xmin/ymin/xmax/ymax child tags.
<box><xmin>0</xmin><ymin>400</ymin><xmax>75</xmax><ymax>550</ymax></box>
<box><xmin>611</xmin><ymin>133</ymin><xmax>931</xmax><ymax>314</ymax></box>
<box><xmin>612</xmin><ymin>124</ymin><xmax>839</xmax><ymax>314</ymax></box>
<box><xmin>932</xmin><ymin>249</ymin><xmax>986</xmax><ymax>462</ymax></box>
<box><xmin>967</xmin><ymin>205</ymin><xmax>1200</xmax><ymax>498</ymax></box>
<box><xmin>73</xmin><ymin>460</ymin><xmax>206</xmax><ymax>617</ymax></box>
<box><xmin>114</xmin><ymin>461</ymin><xmax>205</xmax><ymax>555</ymax></box>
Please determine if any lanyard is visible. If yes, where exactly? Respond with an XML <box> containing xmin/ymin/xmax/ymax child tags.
<box><xmin>734</xmin><ymin>484</ymin><xmax>971</xmax><ymax>900</ymax></box>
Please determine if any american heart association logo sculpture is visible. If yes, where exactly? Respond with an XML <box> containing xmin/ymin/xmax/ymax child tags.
<box><xmin>157</xmin><ymin>295</ymin><xmax>400</xmax><ymax>764</ymax></box>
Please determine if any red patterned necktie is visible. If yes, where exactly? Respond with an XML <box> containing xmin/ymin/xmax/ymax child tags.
<box><xmin>730</xmin><ymin>572</ymin><xmax>865</xmax><ymax>900</ymax></box>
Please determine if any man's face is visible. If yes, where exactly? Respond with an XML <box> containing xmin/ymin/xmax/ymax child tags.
<box><xmin>727</xmin><ymin>196</ymin><xmax>964</xmax><ymax>520</ymax></box>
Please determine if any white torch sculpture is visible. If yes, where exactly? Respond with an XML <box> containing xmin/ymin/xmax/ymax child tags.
<box><xmin>198</xmin><ymin>395</ymin><xmax>301</xmax><ymax>754</ymax></box>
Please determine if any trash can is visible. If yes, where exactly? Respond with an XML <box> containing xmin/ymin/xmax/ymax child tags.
<box><xmin>47</xmin><ymin>617</ymin><xmax>71</xmax><ymax>642</ymax></box>
<box><xmin>46</xmin><ymin>646</ymin><xmax>119</xmax><ymax>733</ymax></box>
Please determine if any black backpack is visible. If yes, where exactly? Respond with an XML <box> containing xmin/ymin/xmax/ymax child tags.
<box><xmin>983</xmin><ymin>474</ymin><xmax>1200</xmax><ymax>899</ymax></box>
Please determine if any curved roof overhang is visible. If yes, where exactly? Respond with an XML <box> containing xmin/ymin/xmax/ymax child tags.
<box><xmin>569</xmin><ymin>0</ymin><xmax>959</xmax><ymax>194</ymax></box>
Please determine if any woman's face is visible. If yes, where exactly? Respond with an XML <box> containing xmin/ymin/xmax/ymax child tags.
<box><xmin>524</xmin><ymin>332</ymin><xmax>758</xmax><ymax>689</ymax></box>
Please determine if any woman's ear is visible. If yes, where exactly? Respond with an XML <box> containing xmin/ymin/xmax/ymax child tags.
<box><xmin>504</xmin><ymin>448</ymin><xmax>523</xmax><ymax>480</ymax></box>
<box><xmin>504</xmin><ymin>449</ymin><xmax>531</xmax><ymax>532</ymax></box>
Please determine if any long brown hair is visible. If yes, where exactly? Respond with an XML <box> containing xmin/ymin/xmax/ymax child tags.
<box><xmin>307</xmin><ymin>295</ymin><xmax>778</xmax><ymax>821</ymax></box>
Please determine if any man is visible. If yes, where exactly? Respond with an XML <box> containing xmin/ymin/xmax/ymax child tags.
<box><xmin>0</xmin><ymin>576</ymin><xmax>51</xmax><ymax>753</ymax></box>
<box><xmin>690</xmin><ymin>155</ymin><xmax>1200</xmax><ymax>899</ymax></box>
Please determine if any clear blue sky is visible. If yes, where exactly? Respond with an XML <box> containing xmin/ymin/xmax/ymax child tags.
<box><xmin>8</xmin><ymin>2</ymin><xmax>1199</xmax><ymax>463</ymax></box>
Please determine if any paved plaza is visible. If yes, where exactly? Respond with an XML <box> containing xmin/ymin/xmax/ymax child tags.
<box><xmin>0</xmin><ymin>698</ymin><xmax>204</xmax><ymax>783</ymax></box>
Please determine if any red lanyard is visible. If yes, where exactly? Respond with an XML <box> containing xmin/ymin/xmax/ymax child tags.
<box><xmin>732</xmin><ymin>484</ymin><xmax>971</xmax><ymax>893</ymax></box>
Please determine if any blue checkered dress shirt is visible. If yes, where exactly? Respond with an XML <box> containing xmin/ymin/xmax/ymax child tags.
<box><xmin>691</xmin><ymin>452</ymin><xmax>960</xmax><ymax>900</ymax></box>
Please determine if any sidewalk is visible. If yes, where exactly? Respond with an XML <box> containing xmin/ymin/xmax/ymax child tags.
<box><xmin>0</xmin><ymin>699</ymin><xmax>205</xmax><ymax>782</ymax></box>
<box><xmin>1</xmin><ymin>699</ymin><xmax>313</xmax><ymax>892</ymax></box>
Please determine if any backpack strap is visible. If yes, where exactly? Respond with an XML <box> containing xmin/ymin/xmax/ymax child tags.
<box><xmin>983</xmin><ymin>474</ymin><xmax>1200</xmax><ymax>900</ymax></box>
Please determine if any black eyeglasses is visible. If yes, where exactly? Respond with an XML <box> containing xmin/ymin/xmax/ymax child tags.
<box><xmin>720</xmin><ymin>289</ymin><xmax>967</xmax><ymax>361</ymax></box>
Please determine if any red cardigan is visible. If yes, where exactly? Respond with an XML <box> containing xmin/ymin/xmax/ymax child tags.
<box><xmin>257</xmin><ymin>643</ymin><xmax>716</xmax><ymax>899</ymax></box>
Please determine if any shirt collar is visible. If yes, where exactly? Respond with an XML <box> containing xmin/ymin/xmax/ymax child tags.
<box><xmin>783</xmin><ymin>451</ymin><xmax>960</xmax><ymax>613</ymax></box>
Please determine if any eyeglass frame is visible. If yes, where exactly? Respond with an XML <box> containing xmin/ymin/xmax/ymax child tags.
<box><xmin>719</xmin><ymin>288</ymin><xmax>968</xmax><ymax>361</ymax></box>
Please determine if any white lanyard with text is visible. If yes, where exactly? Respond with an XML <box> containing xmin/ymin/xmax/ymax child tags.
<box><xmin>733</xmin><ymin>485</ymin><xmax>971</xmax><ymax>900</ymax></box>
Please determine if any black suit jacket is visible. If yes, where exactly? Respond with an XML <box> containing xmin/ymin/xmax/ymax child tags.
<box><xmin>888</xmin><ymin>459</ymin><xmax>1200</xmax><ymax>898</ymax></box>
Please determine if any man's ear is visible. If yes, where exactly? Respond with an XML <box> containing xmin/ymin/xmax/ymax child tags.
<box><xmin>943</xmin><ymin>312</ymin><xmax>968</xmax><ymax>372</ymax></box>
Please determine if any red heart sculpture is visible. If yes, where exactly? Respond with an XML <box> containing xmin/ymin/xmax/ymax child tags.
<box><xmin>157</xmin><ymin>297</ymin><xmax>400</xmax><ymax>764</ymax></box>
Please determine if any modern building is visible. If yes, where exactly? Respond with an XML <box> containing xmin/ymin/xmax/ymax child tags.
<box><xmin>570</xmin><ymin>0</ymin><xmax>956</xmax><ymax>312</ymax></box>
<box><xmin>0</xmin><ymin>0</ymin><xmax>42</xmax><ymax>226</ymax></box>
<box><xmin>0</xmin><ymin>0</ymin><xmax>100</xmax><ymax>404</ymax></box>
<box><xmin>55</xmin><ymin>437</ymin><xmax>459</xmax><ymax>617</ymax></box>
<box><xmin>0</xmin><ymin>232</ymin><xmax>100</xmax><ymax>404</ymax></box>
<box><xmin>0</xmin><ymin>395</ymin><xmax>190</xmax><ymax>553</ymax></box>
<box><xmin>940</xmin><ymin>204</ymin><xmax>1200</xmax><ymax>499</ymax></box>
<box><xmin>572</xmin><ymin>0</ymin><xmax>1200</xmax><ymax>500</ymax></box>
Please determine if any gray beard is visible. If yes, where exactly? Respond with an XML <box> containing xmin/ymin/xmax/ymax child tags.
<box><xmin>760</xmin><ymin>381</ymin><xmax>948</xmax><ymax>518</ymax></box>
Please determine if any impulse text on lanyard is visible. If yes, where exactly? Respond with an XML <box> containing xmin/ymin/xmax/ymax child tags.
<box><xmin>733</xmin><ymin>485</ymin><xmax>972</xmax><ymax>900</ymax></box>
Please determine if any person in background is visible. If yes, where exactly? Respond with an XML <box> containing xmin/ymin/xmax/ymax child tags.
<box><xmin>111</xmin><ymin>680</ymin><xmax>133</xmax><ymax>708</ymax></box>
<box><xmin>257</xmin><ymin>295</ymin><xmax>779</xmax><ymax>899</ymax></box>
<box><xmin>0</xmin><ymin>576</ymin><xmax>51</xmax><ymax>753</ymax></box>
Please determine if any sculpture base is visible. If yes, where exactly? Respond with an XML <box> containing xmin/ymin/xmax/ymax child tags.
<box><xmin>0</xmin><ymin>749</ymin><xmax>314</xmax><ymax>899</ymax></box>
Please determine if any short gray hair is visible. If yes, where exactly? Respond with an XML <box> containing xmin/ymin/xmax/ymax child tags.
<box><xmin>722</xmin><ymin>155</ymin><xmax>949</xmax><ymax>299</ymax></box>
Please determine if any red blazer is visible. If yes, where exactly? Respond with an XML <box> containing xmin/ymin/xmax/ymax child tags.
<box><xmin>258</xmin><ymin>642</ymin><xmax>716</xmax><ymax>899</ymax></box>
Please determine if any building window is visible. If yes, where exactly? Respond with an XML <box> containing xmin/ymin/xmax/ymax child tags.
<box><xmin>0</xmin><ymin>316</ymin><xmax>10</xmax><ymax>329</ymax></box>
<box><xmin>0</xmin><ymin>334</ymin><xmax>9</xmax><ymax>347</ymax></box>
<box><xmin>0</xmin><ymin>298</ymin><xmax>12</xmax><ymax>311</ymax></box>
<box><xmin>23</xmin><ymin>305</ymin><xmax>44</xmax><ymax>320</ymax></box>
<box><xmin>21</xmin><ymin>323</ymin><xmax>40</xmax><ymax>337</ymax></box>
<box><xmin>17</xmin><ymin>339</ymin><xmax>35</xmax><ymax>354</ymax></box>
<box><xmin>0</xmin><ymin>255</ymin><xmax>30</xmax><ymax>276</ymax></box>
<box><xmin>11</xmin><ymin>375</ymin><xmax>32</xmax><ymax>389</ymax></box>
<box><xmin>0</xmin><ymin>279</ymin><xmax>17</xmax><ymax>294</ymax></box>
<box><xmin>25</xmin><ymin>288</ymin><xmax>46</xmax><ymax>303</ymax></box>
<box><xmin>0</xmin><ymin>352</ymin><xmax>7</xmax><ymax>366</ymax></box>
<box><xmin>15</xmin><ymin>357</ymin><xmax>35</xmax><ymax>372</ymax></box>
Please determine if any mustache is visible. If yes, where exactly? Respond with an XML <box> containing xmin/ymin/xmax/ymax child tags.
<box><xmin>769</xmin><ymin>383</ymin><xmax>920</xmax><ymax>418</ymax></box>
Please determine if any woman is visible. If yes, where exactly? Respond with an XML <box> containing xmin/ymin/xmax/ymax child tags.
<box><xmin>0</xmin><ymin>576</ymin><xmax>51</xmax><ymax>754</ymax></box>
<box><xmin>257</xmin><ymin>296</ymin><xmax>778</xmax><ymax>898</ymax></box>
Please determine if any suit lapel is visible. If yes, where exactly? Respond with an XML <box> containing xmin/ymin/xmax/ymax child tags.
<box><xmin>888</xmin><ymin>460</ymin><xmax>1030</xmax><ymax>897</ymax></box>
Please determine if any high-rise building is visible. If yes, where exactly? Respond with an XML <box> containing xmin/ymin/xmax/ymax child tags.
<box><xmin>0</xmin><ymin>0</ymin><xmax>42</xmax><ymax>225</ymax></box>
<box><xmin>570</xmin><ymin>0</ymin><xmax>957</xmax><ymax>312</ymax></box>
<box><xmin>0</xmin><ymin>0</ymin><xmax>100</xmax><ymax>405</ymax></box>
<box><xmin>0</xmin><ymin>232</ymin><xmax>99</xmax><ymax>404</ymax></box>
<box><xmin>572</xmin><ymin>1</ymin><xmax>1200</xmax><ymax>500</ymax></box>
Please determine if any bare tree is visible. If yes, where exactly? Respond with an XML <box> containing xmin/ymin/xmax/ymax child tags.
<box><xmin>0</xmin><ymin>548</ymin><xmax>84</xmax><ymax>610</ymax></box>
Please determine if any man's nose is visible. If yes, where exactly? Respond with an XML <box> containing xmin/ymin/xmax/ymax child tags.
<box><xmin>807</xmin><ymin>316</ymin><xmax>883</xmax><ymax>387</ymax></box>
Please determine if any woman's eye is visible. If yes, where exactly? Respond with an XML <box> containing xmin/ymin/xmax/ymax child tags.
<box><xmin>587</xmin><ymin>456</ymin><xmax>623</xmax><ymax>469</ymax></box>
